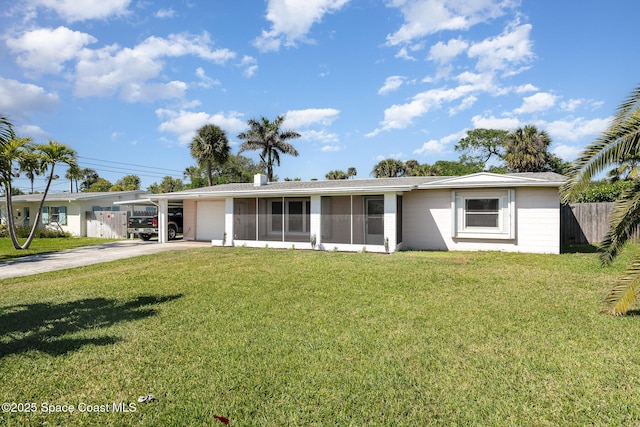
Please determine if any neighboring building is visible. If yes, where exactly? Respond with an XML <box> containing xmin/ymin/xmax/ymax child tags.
<box><xmin>143</xmin><ymin>172</ymin><xmax>565</xmax><ymax>254</ymax></box>
<box><xmin>0</xmin><ymin>191</ymin><xmax>151</xmax><ymax>238</ymax></box>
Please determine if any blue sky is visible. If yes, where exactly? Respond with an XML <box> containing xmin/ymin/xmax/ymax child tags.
<box><xmin>2</xmin><ymin>0</ymin><xmax>638</xmax><ymax>192</ymax></box>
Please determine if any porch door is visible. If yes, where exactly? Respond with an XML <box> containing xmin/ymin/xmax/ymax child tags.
<box><xmin>365</xmin><ymin>197</ymin><xmax>384</xmax><ymax>245</ymax></box>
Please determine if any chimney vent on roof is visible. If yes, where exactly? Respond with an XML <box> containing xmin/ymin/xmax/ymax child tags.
<box><xmin>254</xmin><ymin>174</ymin><xmax>268</xmax><ymax>187</ymax></box>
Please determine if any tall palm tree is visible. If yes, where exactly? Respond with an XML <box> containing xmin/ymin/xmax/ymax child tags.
<box><xmin>21</xmin><ymin>141</ymin><xmax>77</xmax><ymax>249</ymax></box>
<box><xmin>65</xmin><ymin>162</ymin><xmax>84</xmax><ymax>193</ymax></box>
<box><xmin>503</xmin><ymin>125</ymin><xmax>551</xmax><ymax>172</ymax></box>
<box><xmin>347</xmin><ymin>167</ymin><xmax>357</xmax><ymax>179</ymax></box>
<box><xmin>237</xmin><ymin>115</ymin><xmax>300</xmax><ymax>182</ymax></box>
<box><xmin>19</xmin><ymin>152</ymin><xmax>42</xmax><ymax>194</ymax></box>
<box><xmin>1</xmin><ymin>137</ymin><xmax>35</xmax><ymax>248</ymax></box>
<box><xmin>562</xmin><ymin>84</ymin><xmax>640</xmax><ymax>315</ymax></box>
<box><xmin>190</xmin><ymin>124</ymin><xmax>231</xmax><ymax>186</ymax></box>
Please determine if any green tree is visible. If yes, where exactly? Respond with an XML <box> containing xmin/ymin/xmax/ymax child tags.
<box><xmin>371</xmin><ymin>159</ymin><xmax>406</xmax><ymax>178</ymax></box>
<box><xmin>347</xmin><ymin>167</ymin><xmax>357</xmax><ymax>179</ymax></box>
<box><xmin>148</xmin><ymin>176</ymin><xmax>185</xmax><ymax>193</ymax></box>
<box><xmin>455</xmin><ymin>128</ymin><xmax>508</xmax><ymax>164</ymax></box>
<box><xmin>0</xmin><ymin>136</ymin><xmax>35</xmax><ymax>248</ymax></box>
<box><xmin>85</xmin><ymin>177</ymin><xmax>112</xmax><ymax>192</ymax></box>
<box><xmin>21</xmin><ymin>141</ymin><xmax>77</xmax><ymax>249</ymax></box>
<box><xmin>80</xmin><ymin>168</ymin><xmax>99</xmax><ymax>191</ymax></box>
<box><xmin>325</xmin><ymin>170</ymin><xmax>349</xmax><ymax>180</ymax></box>
<box><xmin>432</xmin><ymin>159</ymin><xmax>484</xmax><ymax>176</ymax></box>
<box><xmin>237</xmin><ymin>115</ymin><xmax>301</xmax><ymax>182</ymax></box>
<box><xmin>503</xmin><ymin>125</ymin><xmax>552</xmax><ymax>172</ymax></box>
<box><xmin>110</xmin><ymin>174</ymin><xmax>141</xmax><ymax>191</ymax></box>
<box><xmin>190</xmin><ymin>124</ymin><xmax>231</xmax><ymax>187</ymax></box>
<box><xmin>561</xmin><ymin>84</ymin><xmax>640</xmax><ymax>315</ymax></box>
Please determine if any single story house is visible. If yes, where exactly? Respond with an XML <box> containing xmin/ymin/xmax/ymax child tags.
<box><xmin>138</xmin><ymin>172</ymin><xmax>565</xmax><ymax>254</ymax></box>
<box><xmin>0</xmin><ymin>191</ymin><xmax>151</xmax><ymax>238</ymax></box>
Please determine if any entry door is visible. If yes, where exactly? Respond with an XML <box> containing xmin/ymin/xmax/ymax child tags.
<box><xmin>365</xmin><ymin>198</ymin><xmax>384</xmax><ymax>245</ymax></box>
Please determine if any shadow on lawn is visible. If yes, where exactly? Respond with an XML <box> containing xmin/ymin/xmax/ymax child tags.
<box><xmin>0</xmin><ymin>294</ymin><xmax>182</xmax><ymax>358</ymax></box>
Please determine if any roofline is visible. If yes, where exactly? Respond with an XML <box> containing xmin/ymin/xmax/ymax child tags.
<box><xmin>0</xmin><ymin>190</ymin><xmax>149</xmax><ymax>204</ymax></box>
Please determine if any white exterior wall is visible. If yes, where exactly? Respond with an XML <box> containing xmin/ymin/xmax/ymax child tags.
<box><xmin>403</xmin><ymin>187</ymin><xmax>560</xmax><ymax>254</ymax></box>
<box><xmin>182</xmin><ymin>199</ymin><xmax>196</xmax><ymax>240</ymax></box>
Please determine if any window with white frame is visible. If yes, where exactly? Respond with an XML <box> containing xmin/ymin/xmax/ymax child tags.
<box><xmin>452</xmin><ymin>190</ymin><xmax>514</xmax><ymax>239</ymax></box>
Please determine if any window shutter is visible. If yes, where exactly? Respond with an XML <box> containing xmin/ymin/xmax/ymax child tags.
<box><xmin>59</xmin><ymin>206</ymin><xmax>67</xmax><ymax>225</ymax></box>
<box><xmin>41</xmin><ymin>206</ymin><xmax>49</xmax><ymax>224</ymax></box>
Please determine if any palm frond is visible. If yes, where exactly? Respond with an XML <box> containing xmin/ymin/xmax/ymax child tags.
<box><xmin>599</xmin><ymin>180</ymin><xmax>640</xmax><ymax>264</ymax></box>
<box><xmin>602</xmin><ymin>253</ymin><xmax>640</xmax><ymax>315</ymax></box>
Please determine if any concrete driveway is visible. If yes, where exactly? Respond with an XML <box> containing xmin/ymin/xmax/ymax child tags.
<box><xmin>0</xmin><ymin>240</ymin><xmax>211</xmax><ymax>280</ymax></box>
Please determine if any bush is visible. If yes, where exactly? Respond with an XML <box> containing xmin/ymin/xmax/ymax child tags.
<box><xmin>574</xmin><ymin>180</ymin><xmax>634</xmax><ymax>203</ymax></box>
<box><xmin>0</xmin><ymin>224</ymin><xmax>71</xmax><ymax>238</ymax></box>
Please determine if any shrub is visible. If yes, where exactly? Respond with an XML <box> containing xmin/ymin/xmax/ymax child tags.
<box><xmin>0</xmin><ymin>224</ymin><xmax>70</xmax><ymax>238</ymax></box>
<box><xmin>574</xmin><ymin>180</ymin><xmax>634</xmax><ymax>203</ymax></box>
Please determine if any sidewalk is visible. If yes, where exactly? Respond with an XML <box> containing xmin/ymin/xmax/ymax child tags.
<box><xmin>0</xmin><ymin>240</ymin><xmax>210</xmax><ymax>280</ymax></box>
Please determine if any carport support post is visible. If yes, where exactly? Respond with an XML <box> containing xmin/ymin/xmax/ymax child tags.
<box><xmin>158</xmin><ymin>199</ymin><xmax>168</xmax><ymax>243</ymax></box>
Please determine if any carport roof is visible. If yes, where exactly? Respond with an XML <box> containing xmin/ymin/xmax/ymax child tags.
<box><xmin>0</xmin><ymin>190</ymin><xmax>150</xmax><ymax>204</ymax></box>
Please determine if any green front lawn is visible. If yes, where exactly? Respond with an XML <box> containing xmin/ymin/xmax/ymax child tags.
<box><xmin>1</xmin><ymin>246</ymin><xmax>639</xmax><ymax>425</ymax></box>
<box><xmin>0</xmin><ymin>237</ymin><xmax>120</xmax><ymax>261</ymax></box>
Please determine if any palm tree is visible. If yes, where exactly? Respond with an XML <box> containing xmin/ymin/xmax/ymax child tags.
<box><xmin>237</xmin><ymin>115</ymin><xmax>300</xmax><ymax>182</ymax></box>
<box><xmin>0</xmin><ymin>115</ymin><xmax>15</xmax><ymax>149</ymax></box>
<box><xmin>326</xmin><ymin>170</ymin><xmax>349</xmax><ymax>180</ymax></box>
<box><xmin>21</xmin><ymin>141</ymin><xmax>77</xmax><ymax>249</ymax></box>
<box><xmin>190</xmin><ymin>124</ymin><xmax>231</xmax><ymax>186</ymax></box>
<box><xmin>503</xmin><ymin>125</ymin><xmax>551</xmax><ymax>172</ymax></box>
<box><xmin>65</xmin><ymin>161</ymin><xmax>84</xmax><ymax>193</ymax></box>
<box><xmin>19</xmin><ymin>152</ymin><xmax>42</xmax><ymax>194</ymax></box>
<box><xmin>562</xmin><ymin>84</ymin><xmax>640</xmax><ymax>315</ymax></box>
<box><xmin>0</xmin><ymin>136</ymin><xmax>35</xmax><ymax>249</ymax></box>
<box><xmin>347</xmin><ymin>167</ymin><xmax>357</xmax><ymax>179</ymax></box>
<box><xmin>371</xmin><ymin>159</ymin><xmax>406</xmax><ymax>178</ymax></box>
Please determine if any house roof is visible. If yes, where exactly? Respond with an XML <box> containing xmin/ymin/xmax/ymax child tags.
<box><xmin>1</xmin><ymin>190</ymin><xmax>150</xmax><ymax>204</ymax></box>
<box><xmin>150</xmin><ymin>172</ymin><xmax>566</xmax><ymax>200</ymax></box>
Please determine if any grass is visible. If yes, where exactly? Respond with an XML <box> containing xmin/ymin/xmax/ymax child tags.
<box><xmin>0</xmin><ymin>237</ymin><xmax>120</xmax><ymax>261</ymax></box>
<box><xmin>1</xmin><ymin>246</ymin><xmax>640</xmax><ymax>425</ymax></box>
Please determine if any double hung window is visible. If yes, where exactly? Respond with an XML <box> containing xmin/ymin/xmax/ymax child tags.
<box><xmin>452</xmin><ymin>190</ymin><xmax>514</xmax><ymax>239</ymax></box>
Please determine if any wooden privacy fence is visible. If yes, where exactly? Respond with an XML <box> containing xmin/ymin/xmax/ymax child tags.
<box><xmin>86</xmin><ymin>211</ymin><xmax>129</xmax><ymax>238</ymax></box>
<box><xmin>560</xmin><ymin>202</ymin><xmax>640</xmax><ymax>246</ymax></box>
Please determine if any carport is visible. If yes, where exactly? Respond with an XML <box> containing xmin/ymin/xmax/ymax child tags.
<box><xmin>114</xmin><ymin>197</ymin><xmax>184</xmax><ymax>243</ymax></box>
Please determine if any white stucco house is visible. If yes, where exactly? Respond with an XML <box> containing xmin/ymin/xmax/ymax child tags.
<box><xmin>1</xmin><ymin>191</ymin><xmax>151</xmax><ymax>237</ymax></box>
<box><xmin>141</xmin><ymin>172</ymin><xmax>565</xmax><ymax>254</ymax></box>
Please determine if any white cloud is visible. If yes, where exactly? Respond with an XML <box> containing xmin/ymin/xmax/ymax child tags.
<box><xmin>16</xmin><ymin>124</ymin><xmax>49</xmax><ymax>140</ymax></box>
<box><xmin>74</xmin><ymin>32</ymin><xmax>236</xmax><ymax>101</ymax></box>
<box><xmin>449</xmin><ymin>95</ymin><xmax>477</xmax><ymax>115</ymax></box>
<box><xmin>195</xmin><ymin>67</ymin><xmax>220</xmax><ymax>88</ymax></box>
<box><xmin>514</xmin><ymin>92</ymin><xmax>556</xmax><ymax>114</ymax></box>
<box><xmin>552</xmin><ymin>144</ymin><xmax>582</xmax><ymax>161</ymax></box>
<box><xmin>544</xmin><ymin>116</ymin><xmax>611</xmax><ymax>142</ymax></box>
<box><xmin>156</xmin><ymin>109</ymin><xmax>246</xmax><ymax>144</ymax></box>
<box><xmin>413</xmin><ymin>129</ymin><xmax>467</xmax><ymax>155</ymax></box>
<box><xmin>369</xmin><ymin>84</ymin><xmax>476</xmax><ymax>135</ymax></box>
<box><xmin>6</xmin><ymin>26</ymin><xmax>97</xmax><ymax>74</ymax></box>
<box><xmin>284</xmin><ymin>108</ymin><xmax>340</xmax><ymax>128</ymax></box>
<box><xmin>0</xmin><ymin>77</ymin><xmax>59</xmax><ymax>115</ymax></box>
<box><xmin>239</xmin><ymin>55</ymin><xmax>258</xmax><ymax>78</ymax></box>
<box><xmin>515</xmin><ymin>83</ymin><xmax>538</xmax><ymax>93</ymax></box>
<box><xmin>468</xmin><ymin>22</ymin><xmax>533</xmax><ymax>73</ymax></box>
<box><xmin>321</xmin><ymin>144</ymin><xmax>343</xmax><ymax>152</ymax></box>
<box><xmin>301</xmin><ymin>130</ymin><xmax>339</xmax><ymax>143</ymax></box>
<box><xmin>29</xmin><ymin>0</ymin><xmax>131</xmax><ymax>22</ymax></box>
<box><xmin>253</xmin><ymin>0</ymin><xmax>351</xmax><ymax>52</ymax></box>
<box><xmin>429</xmin><ymin>37</ymin><xmax>469</xmax><ymax>64</ymax></box>
<box><xmin>471</xmin><ymin>114</ymin><xmax>521</xmax><ymax>130</ymax></box>
<box><xmin>386</xmin><ymin>0</ymin><xmax>514</xmax><ymax>46</ymax></box>
<box><xmin>155</xmin><ymin>8</ymin><xmax>176</xmax><ymax>18</ymax></box>
<box><xmin>378</xmin><ymin>76</ymin><xmax>405</xmax><ymax>95</ymax></box>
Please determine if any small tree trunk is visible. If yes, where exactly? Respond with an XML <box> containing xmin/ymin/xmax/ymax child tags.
<box><xmin>21</xmin><ymin>165</ymin><xmax>55</xmax><ymax>249</ymax></box>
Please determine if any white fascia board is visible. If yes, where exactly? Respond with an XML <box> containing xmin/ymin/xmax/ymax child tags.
<box><xmin>166</xmin><ymin>185</ymin><xmax>418</xmax><ymax>199</ymax></box>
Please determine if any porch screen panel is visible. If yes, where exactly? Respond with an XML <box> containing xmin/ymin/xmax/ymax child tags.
<box><xmin>352</xmin><ymin>195</ymin><xmax>366</xmax><ymax>245</ymax></box>
<box><xmin>284</xmin><ymin>198</ymin><xmax>310</xmax><ymax>242</ymax></box>
<box><xmin>396</xmin><ymin>195</ymin><xmax>403</xmax><ymax>244</ymax></box>
<box><xmin>234</xmin><ymin>198</ymin><xmax>256</xmax><ymax>240</ymax></box>
<box><xmin>258</xmin><ymin>198</ymin><xmax>283</xmax><ymax>242</ymax></box>
<box><xmin>321</xmin><ymin>196</ymin><xmax>351</xmax><ymax>244</ymax></box>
